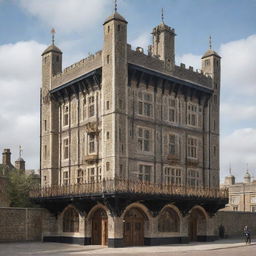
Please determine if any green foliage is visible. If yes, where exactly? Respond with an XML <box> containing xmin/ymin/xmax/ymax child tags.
<box><xmin>7</xmin><ymin>169</ymin><xmax>38</xmax><ymax>208</ymax></box>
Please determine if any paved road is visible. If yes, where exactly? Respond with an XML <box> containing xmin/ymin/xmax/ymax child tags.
<box><xmin>0</xmin><ymin>241</ymin><xmax>255</xmax><ymax>256</ymax></box>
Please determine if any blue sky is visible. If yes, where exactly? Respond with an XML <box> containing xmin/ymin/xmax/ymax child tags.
<box><xmin>0</xmin><ymin>0</ymin><xmax>255</xmax><ymax>182</ymax></box>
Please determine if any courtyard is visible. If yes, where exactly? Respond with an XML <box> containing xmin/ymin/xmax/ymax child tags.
<box><xmin>0</xmin><ymin>239</ymin><xmax>255</xmax><ymax>256</ymax></box>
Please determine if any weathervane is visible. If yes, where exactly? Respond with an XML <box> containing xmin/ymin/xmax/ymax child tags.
<box><xmin>229</xmin><ymin>162</ymin><xmax>232</xmax><ymax>175</ymax></box>
<box><xmin>19</xmin><ymin>145</ymin><xmax>23</xmax><ymax>158</ymax></box>
<box><xmin>209</xmin><ymin>35</ymin><xmax>212</xmax><ymax>49</ymax></box>
<box><xmin>114</xmin><ymin>0</ymin><xmax>117</xmax><ymax>12</ymax></box>
<box><xmin>51</xmin><ymin>28</ymin><xmax>56</xmax><ymax>45</ymax></box>
<box><xmin>161</xmin><ymin>8</ymin><xmax>164</xmax><ymax>24</ymax></box>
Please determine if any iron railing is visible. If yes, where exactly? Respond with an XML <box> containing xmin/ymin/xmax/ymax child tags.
<box><xmin>29</xmin><ymin>178</ymin><xmax>228</xmax><ymax>199</ymax></box>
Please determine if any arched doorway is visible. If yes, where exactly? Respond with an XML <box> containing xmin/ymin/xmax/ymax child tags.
<box><xmin>188</xmin><ymin>207</ymin><xmax>207</xmax><ymax>241</ymax></box>
<box><xmin>123</xmin><ymin>208</ymin><xmax>146</xmax><ymax>246</ymax></box>
<box><xmin>91</xmin><ymin>208</ymin><xmax>108</xmax><ymax>246</ymax></box>
<box><xmin>158</xmin><ymin>208</ymin><xmax>180</xmax><ymax>232</ymax></box>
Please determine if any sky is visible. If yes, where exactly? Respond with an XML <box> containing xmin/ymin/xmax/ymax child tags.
<box><xmin>0</xmin><ymin>0</ymin><xmax>255</xmax><ymax>182</ymax></box>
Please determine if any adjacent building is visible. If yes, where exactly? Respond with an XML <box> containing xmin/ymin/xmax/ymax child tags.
<box><xmin>31</xmin><ymin>9</ymin><xmax>227</xmax><ymax>247</ymax></box>
<box><xmin>222</xmin><ymin>170</ymin><xmax>256</xmax><ymax>212</ymax></box>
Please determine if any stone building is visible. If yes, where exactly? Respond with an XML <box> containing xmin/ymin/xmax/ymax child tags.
<box><xmin>222</xmin><ymin>169</ymin><xmax>256</xmax><ymax>212</ymax></box>
<box><xmin>0</xmin><ymin>148</ymin><xmax>39</xmax><ymax>206</ymax></box>
<box><xmin>32</xmin><ymin>8</ymin><xmax>227</xmax><ymax>247</ymax></box>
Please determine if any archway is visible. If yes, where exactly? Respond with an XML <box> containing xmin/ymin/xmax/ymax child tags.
<box><xmin>123</xmin><ymin>207</ymin><xmax>147</xmax><ymax>246</ymax></box>
<box><xmin>188</xmin><ymin>207</ymin><xmax>207</xmax><ymax>241</ymax></box>
<box><xmin>63</xmin><ymin>207</ymin><xmax>79</xmax><ymax>233</ymax></box>
<box><xmin>91</xmin><ymin>208</ymin><xmax>108</xmax><ymax>246</ymax></box>
<box><xmin>158</xmin><ymin>207</ymin><xmax>180</xmax><ymax>232</ymax></box>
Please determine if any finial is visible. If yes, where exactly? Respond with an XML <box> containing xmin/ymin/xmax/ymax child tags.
<box><xmin>161</xmin><ymin>8</ymin><xmax>164</xmax><ymax>24</ymax></box>
<box><xmin>114</xmin><ymin>0</ymin><xmax>117</xmax><ymax>12</ymax></box>
<box><xmin>246</xmin><ymin>163</ymin><xmax>249</xmax><ymax>173</ymax></box>
<box><xmin>229</xmin><ymin>162</ymin><xmax>232</xmax><ymax>175</ymax></box>
<box><xmin>19</xmin><ymin>145</ymin><xmax>23</xmax><ymax>158</ymax></box>
<box><xmin>209</xmin><ymin>35</ymin><xmax>212</xmax><ymax>49</ymax></box>
<box><xmin>51</xmin><ymin>28</ymin><xmax>56</xmax><ymax>45</ymax></box>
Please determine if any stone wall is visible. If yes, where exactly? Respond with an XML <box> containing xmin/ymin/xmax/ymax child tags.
<box><xmin>0</xmin><ymin>207</ymin><xmax>46</xmax><ymax>242</ymax></box>
<box><xmin>213</xmin><ymin>211</ymin><xmax>256</xmax><ymax>238</ymax></box>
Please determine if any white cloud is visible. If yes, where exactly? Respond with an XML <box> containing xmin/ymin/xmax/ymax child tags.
<box><xmin>221</xmin><ymin>103</ymin><xmax>256</xmax><ymax>122</ymax></box>
<box><xmin>220</xmin><ymin>128</ymin><xmax>256</xmax><ymax>181</ymax></box>
<box><xmin>176</xmin><ymin>53</ymin><xmax>201</xmax><ymax>70</ymax></box>
<box><xmin>0</xmin><ymin>40</ymin><xmax>46</xmax><ymax>170</ymax></box>
<box><xmin>130</xmin><ymin>32</ymin><xmax>150</xmax><ymax>52</ymax></box>
<box><xmin>220</xmin><ymin>35</ymin><xmax>256</xmax><ymax>95</ymax></box>
<box><xmin>19</xmin><ymin>0</ymin><xmax>110</xmax><ymax>34</ymax></box>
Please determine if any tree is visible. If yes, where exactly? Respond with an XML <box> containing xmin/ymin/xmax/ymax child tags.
<box><xmin>7</xmin><ymin>169</ymin><xmax>38</xmax><ymax>207</ymax></box>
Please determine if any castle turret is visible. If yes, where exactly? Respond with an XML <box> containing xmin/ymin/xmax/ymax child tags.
<box><xmin>15</xmin><ymin>146</ymin><xmax>25</xmax><ymax>171</ymax></box>
<box><xmin>2</xmin><ymin>149</ymin><xmax>11</xmax><ymax>166</ymax></box>
<box><xmin>224</xmin><ymin>165</ymin><xmax>235</xmax><ymax>186</ymax></box>
<box><xmin>201</xmin><ymin>37</ymin><xmax>221</xmax><ymax>188</ymax></box>
<box><xmin>102</xmin><ymin>9</ymin><xmax>128</xmax><ymax>179</ymax></box>
<box><xmin>151</xmin><ymin>11</ymin><xmax>176</xmax><ymax>70</ymax></box>
<box><xmin>244</xmin><ymin>170</ymin><xmax>251</xmax><ymax>184</ymax></box>
<box><xmin>41</xmin><ymin>29</ymin><xmax>62</xmax><ymax>186</ymax></box>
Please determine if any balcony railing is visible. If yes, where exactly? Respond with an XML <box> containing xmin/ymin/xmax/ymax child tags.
<box><xmin>29</xmin><ymin>178</ymin><xmax>228</xmax><ymax>199</ymax></box>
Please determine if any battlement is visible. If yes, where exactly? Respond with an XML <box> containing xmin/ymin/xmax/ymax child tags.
<box><xmin>51</xmin><ymin>50</ymin><xmax>102</xmax><ymax>89</ymax></box>
<box><xmin>128</xmin><ymin>46</ymin><xmax>212</xmax><ymax>89</ymax></box>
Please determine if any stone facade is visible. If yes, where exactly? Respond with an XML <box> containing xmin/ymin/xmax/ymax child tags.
<box><xmin>0</xmin><ymin>207</ymin><xmax>44</xmax><ymax>242</ymax></box>
<box><xmin>221</xmin><ymin>171</ymin><xmax>256</xmax><ymax>212</ymax></box>
<box><xmin>37</xmin><ymin>10</ymin><xmax>225</xmax><ymax>247</ymax></box>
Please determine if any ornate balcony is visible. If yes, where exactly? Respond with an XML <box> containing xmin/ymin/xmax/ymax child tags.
<box><xmin>29</xmin><ymin>178</ymin><xmax>228</xmax><ymax>200</ymax></box>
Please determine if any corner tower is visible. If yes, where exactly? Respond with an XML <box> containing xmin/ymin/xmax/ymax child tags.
<box><xmin>41</xmin><ymin>29</ymin><xmax>62</xmax><ymax>186</ymax></box>
<box><xmin>101</xmin><ymin>11</ymin><xmax>128</xmax><ymax>180</ymax></box>
<box><xmin>201</xmin><ymin>37</ymin><xmax>221</xmax><ymax>188</ymax></box>
<box><xmin>151</xmin><ymin>18</ymin><xmax>176</xmax><ymax>70</ymax></box>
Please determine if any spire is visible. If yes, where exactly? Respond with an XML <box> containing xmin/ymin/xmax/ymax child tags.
<box><xmin>114</xmin><ymin>0</ymin><xmax>117</xmax><ymax>12</ymax></box>
<box><xmin>19</xmin><ymin>145</ymin><xmax>23</xmax><ymax>159</ymax></box>
<box><xmin>209</xmin><ymin>35</ymin><xmax>212</xmax><ymax>50</ymax></box>
<box><xmin>51</xmin><ymin>28</ymin><xmax>56</xmax><ymax>45</ymax></box>
<box><xmin>161</xmin><ymin>8</ymin><xmax>164</xmax><ymax>24</ymax></box>
<box><xmin>229</xmin><ymin>162</ymin><xmax>232</xmax><ymax>175</ymax></box>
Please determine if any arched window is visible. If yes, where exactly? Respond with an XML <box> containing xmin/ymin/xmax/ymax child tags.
<box><xmin>63</xmin><ymin>207</ymin><xmax>79</xmax><ymax>232</ymax></box>
<box><xmin>158</xmin><ymin>208</ymin><xmax>179</xmax><ymax>232</ymax></box>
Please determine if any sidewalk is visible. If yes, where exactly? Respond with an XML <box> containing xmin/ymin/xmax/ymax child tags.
<box><xmin>0</xmin><ymin>239</ymin><xmax>255</xmax><ymax>256</ymax></box>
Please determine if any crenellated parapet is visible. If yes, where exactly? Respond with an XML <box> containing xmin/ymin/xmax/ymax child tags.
<box><xmin>128</xmin><ymin>46</ymin><xmax>212</xmax><ymax>89</ymax></box>
<box><xmin>51</xmin><ymin>51</ymin><xmax>102</xmax><ymax>89</ymax></box>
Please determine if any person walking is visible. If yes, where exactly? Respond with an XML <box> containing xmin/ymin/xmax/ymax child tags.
<box><xmin>243</xmin><ymin>225</ymin><xmax>251</xmax><ymax>244</ymax></box>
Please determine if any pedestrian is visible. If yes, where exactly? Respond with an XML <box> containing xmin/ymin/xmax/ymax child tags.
<box><xmin>243</xmin><ymin>225</ymin><xmax>251</xmax><ymax>245</ymax></box>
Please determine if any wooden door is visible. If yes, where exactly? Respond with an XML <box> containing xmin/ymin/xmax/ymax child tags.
<box><xmin>189</xmin><ymin>216</ymin><xmax>197</xmax><ymax>241</ymax></box>
<box><xmin>91</xmin><ymin>209</ymin><xmax>108</xmax><ymax>246</ymax></box>
<box><xmin>123</xmin><ymin>208</ymin><xmax>145</xmax><ymax>246</ymax></box>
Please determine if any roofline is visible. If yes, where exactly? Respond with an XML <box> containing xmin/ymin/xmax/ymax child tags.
<box><xmin>50</xmin><ymin>68</ymin><xmax>100</xmax><ymax>94</ymax></box>
<box><xmin>128</xmin><ymin>63</ymin><xmax>213</xmax><ymax>94</ymax></box>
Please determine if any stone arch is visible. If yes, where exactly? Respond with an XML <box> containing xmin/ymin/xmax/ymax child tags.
<box><xmin>188</xmin><ymin>205</ymin><xmax>208</xmax><ymax>241</ymax></box>
<box><xmin>158</xmin><ymin>204</ymin><xmax>181</xmax><ymax>232</ymax></box>
<box><xmin>122</xmin><ymin>202</ymin><xmax>151</xmax><ymax>247</ymax></box>
<box><xmin>62</xmin><ymin>205</ymin><xmax>80</xmax><ymax>233</ymax></box>
<box><xmin>86</xmin><ymin>204</ymin><xmax>111</xmax><ymax>246</ymax></box>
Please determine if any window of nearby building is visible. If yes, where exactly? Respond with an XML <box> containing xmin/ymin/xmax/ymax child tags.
<box><xmin>168</xmin><ymin>97</ymin><xmax>176</xmax><ymax>123</ymax></box>
<box><xmin>137</xmin><ymin>127</ymin><xmax>152</xmax><ymax>153</ymax></box>
<box><xmin>98</xmin><ymin>167</ymin><xmax>102</xmax><ymax>182</ymax></box>
<box><xmin>251</xmin><ymin>196</ymin><xmax>256</xmax><ymax>204</ymax></box>
<box><xmin>187</xmin><ymin>137</ymin><xmax>198</xmax><ymax>159</ymax></box>
<box><xmin>63</xmin><ymin>171</ymin><xmax>69</xmax><ymax>186</ymax></box>
<box><xmin>233</xmin><ymin>206</ymin><xmax>238</xmax><ymax>211</ymax></box>
<box><xmin>44</xmin><ymin>120</ymin><xmax>47</xmax><ymax>131</ymax></box>
<box><xmin>88</xmin><ymin>167</ymin><xmax>96</xmax><ymax>183</ymax></box>
<box><xmin>77</xmin><ymin>169</ymin><xmax>84</xmax><ymax>184</ymax></box>
<box><xmin>88</xmin><ymin>96</ymin><xmax>95</xmax><ymax>117</ymax></box>
<box><xmin>44</xmin><ymin>145</ymin><xmax>47</xmax><ymax>160</ymax></box>
<box><xmin>106</xmin><ymin>101</ymin><xmax>110</xmax><ymax>110</ymax></box>
<box><xmin>63</xmin><ymin>138</ymin><xmax>69</xmax><ymax>160</ymax></box>
<box><xmin>106</xmin><ymin>162</ymin><xmax>110</xmax><ymax>172</ymax></box>
<box><xmin>163</xmin><ymin>167</ymin><xmax>182</xmax><ymax>185</ymax></box>
<box><xmin>138</xmin><ymin>91</ymin><xmax>153</xmax><ymax>117</ymax></box>
<box><xmin>205</xmin><ymin>59</ymin><xmax>210</xmax><ymax>66</ymax></box>
<box><xmin>187</xmin><ymin>169</ymin><xmax>200</xmax><ymax>187</ymax></box>
<box><xmin>63</xmin><ymin>207</ymin><xmax>79</xmax><ymax>233</ymax></box>
<box><xmin>82</xmin><ymin>97</ymin><xmax>87</xmax><ymax>120</ymax></box>
<box><xmin>168</xmin><ymin>134</ymin><xmax>176</xmax><ymax>155</ymax></box>
<box><xmin>230</xmin><ymin>196</ymin><xmax>240</xmax><ymax>205</ymax></box>
<box><xmin>138</xmin><ymin>165</ymin><xmax>151</xmax><ymax>182</ymax></box>
<box><xmin>158</xmin><ymin>208</ymin><xmax>180</xmax><ymax>232</ymax></box>
<box><xmin>251</xmin><ymin>206</ymin><xmax>256</xmax><ymax>212</ymax></box>
<box><xmin>187</xmin><ymin>103</ymin><xmax>198</xmax><ymax>127</ymax></box>
<box><xmin>88</xmin><ymin>134</ymin><xmax>96</xmax><ymax>154</ymax></box>
<box><xmin>63</xmin><ymin>105</ymin><xmax>69</xmax><ymax>126</ymax></box>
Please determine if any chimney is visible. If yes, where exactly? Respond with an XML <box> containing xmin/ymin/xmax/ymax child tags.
<box><xmin>2</xmin><ymin>148</ymin><xmax>11</xmax><ymax>166</ymax></box>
